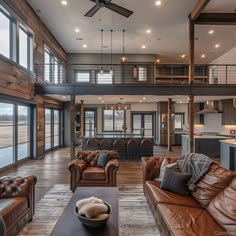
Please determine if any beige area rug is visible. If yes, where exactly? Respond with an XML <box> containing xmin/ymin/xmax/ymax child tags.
<box><xmin>18</xmin><ymin>184</ymin><xmax>160</xmax><ymax>236</ymax></box>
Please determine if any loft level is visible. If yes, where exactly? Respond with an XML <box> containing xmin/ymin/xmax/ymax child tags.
<box><xmin>35</xmin><ymin>63</ymin><xmax>236</xmax><ymax>85</ymax></box>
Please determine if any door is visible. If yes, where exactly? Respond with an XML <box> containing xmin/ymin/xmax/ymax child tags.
<box><xmin>84</xmin><ymin>109</ymin><xmax>97</xmax><ymax>137</ymax></box>
<box><xmin>132</xmin><ymin>113</ymin><xmax>154</xmax><ymax>137</ymax></box>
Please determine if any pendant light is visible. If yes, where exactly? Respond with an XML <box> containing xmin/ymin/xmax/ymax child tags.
<box><xmin>110</xmin><ymin>29</ymin><xmax>113</xmax><ymax>75</ymax></box>
<box><xmin>120</xmin><ymin>29</ymin><xmax>128</xmax><ymax>62</ymax></box>
<box><xmin>100</xmin><ymin>29</ymin><xmax>104</xmax><ymax>74</ymax></box>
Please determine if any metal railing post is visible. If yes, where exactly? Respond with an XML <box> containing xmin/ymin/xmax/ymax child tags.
<box><xmin>226</xmin><ymin>65</ymin><xmax>228</xmax><ymax>84</ymax></box>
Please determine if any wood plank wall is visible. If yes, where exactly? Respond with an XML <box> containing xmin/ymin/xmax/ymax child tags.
<box><xmin>0</xmin><ymin>0</ymin><xmax>67</xmax><ymax>158</ymax></box>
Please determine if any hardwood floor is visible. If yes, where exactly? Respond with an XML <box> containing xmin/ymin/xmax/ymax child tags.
<box><xmin>0</xmin><ymin>146</ymin><xmax>181</xmax><ymax>203</ymax></box>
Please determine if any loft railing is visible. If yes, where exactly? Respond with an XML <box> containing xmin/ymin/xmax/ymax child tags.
<box><xmin>34</xmin><ymin>63</ymin><xmax>236</xmax><ymax>85</ymax></box>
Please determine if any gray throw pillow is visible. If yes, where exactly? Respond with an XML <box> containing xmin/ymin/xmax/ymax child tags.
<box><xmin>97</xmin><ymin>153</ymin><xmax>110</xmax><ymax>168</ymax></box>
<box><xmin>160</xmin><ymin>168</ymin><xmax>192</xmax><ymax>196</ymax></box>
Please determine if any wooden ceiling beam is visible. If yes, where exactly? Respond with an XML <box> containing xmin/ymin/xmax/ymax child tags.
<box><xmin>195</xmin><ymin>13</ymin><xmax>236</xmax><ymax>25</ymax></box>
<box><xmin>190</xmin><ymin>0</ymin><xmax>211</xmax><ymax>21</ymax></box>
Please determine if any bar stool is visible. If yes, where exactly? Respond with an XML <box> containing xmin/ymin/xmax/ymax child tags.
<box><xmin>140</xmin><ymin>139</ymin><xmax>153</xmax><ymax>157</ymax></box>
<box><xmin>86</xmin><ymin>138</ymin><xmax>99</xmax><ymax>150</ymax></box>
<box><xmin>113</xmin><ymin>139</ymin><xmax>126</xmax><ymax>160</ymax></box>
<box><xmin>127</xmin><ymin>139</ymin><xmax>139</xmax><ymax>160</ymax></box>
<box><xmin>100</xmin><ymin>139</ymin><xmax>113</xmax><ymax>150</ymax></box>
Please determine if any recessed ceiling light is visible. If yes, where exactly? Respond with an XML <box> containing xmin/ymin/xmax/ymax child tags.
<box><xmin>75</xmin><ymin>28</ymin><xmax>80</xmax><ymax>33</ymax></box>
<box><xmin>155</xmin><ymin>1</ymin><xmax>162</xmax><ymax>6</ymax></box>
<box><xmin>98</xmin><ymin>97</ymin><xmax>102</xmax><ymax>100</ymax></box>
<box><xmin>139</xmin><ymin>100</ymin><xmax>143</xmax><ymax>103</ymax></box>
<box><xmin>101</xmin><ymin>100</ymin><xmax>104</xmax><ymax>103</ymax></box>
<box><xmin>181</xmin><ymin>54</ymin><xmax>186</xmax><ymax>58</ymax></box>
<box><xmin>156</xmin><ymin>59</ymin><xmax>160</xmax><ymax>63</ymax></box>
<box><xmin>215</xmin><ymin>44</ymin><xmax>220</xmax><ymax>48</ymax></box>
<box><xmin>143</xmin><ymin>97</ymin><xmax>147</xmax><ymax>100</ymax></box>
<box><xmin>61</xmin><ymin>1</ymin><xmax>68</xmax><ymax>6</ymax></box>
<box><xmin>209</xmin><ymin>30</ymin><xmax>214</xmax><ymax>34</ymax></box>
<box><xmin>201</xmin><ymin>54</ymin><xmax>206</xmax><ymax>58</ymax></box>
<box><xmin>62</xmin><ymin>96</ymin><xmax>66</xmax><ymax>99</ymax></box>
<box><xmin>83</xmin><ymin>44</ymin><xmax>87</xmax><ymax>48</ymax></box>
<box><xmin>146</xmin><ymin>29</ymin><xmax>151</xmax><ymax>33</ymax></box>
<box><xmin>142</xmin><ymin>45</ymin><xmax>146</xmax><ymax>49</ymax></box>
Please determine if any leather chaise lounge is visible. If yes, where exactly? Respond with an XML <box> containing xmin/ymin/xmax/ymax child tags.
<box><xmin>141</xmin><ymin>156</ymin><xmax>236</xmax><ymax>236</ymax></box>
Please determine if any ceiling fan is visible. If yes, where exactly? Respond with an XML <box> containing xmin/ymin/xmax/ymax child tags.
<box><xmin>84</xmin><ymin>0</ymin><xmax>133</xmax><ymax>18</ymax></box>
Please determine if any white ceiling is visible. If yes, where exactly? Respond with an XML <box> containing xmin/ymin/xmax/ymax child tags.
<box><xmin>50</xmin><ymin>95</ymin><xmax>235</xmax><ymax>104</ymax></box>
<box><xmin>27</xmin><ymin>0</ymin><xmax>236</xmax><ymax>63</ymax></box>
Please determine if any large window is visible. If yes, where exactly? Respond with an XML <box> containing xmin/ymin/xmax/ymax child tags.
<box><xmin>103</xmin><ymin>110</ymin><xmax>124</xmax><ymax>131</ymax></box>
<box><xmin>0</xmin><ymin>9</ymin><xmax>10</xmax><ymax>58</ymax></box>
<box><xmin>44</xmin><ymin>47</ymin><xmax>64</xmax><ymax>83</ymax></box>
<box><xmin>45</xmin><ymin>108</ymin><xmax>62</xmax><ymax>151</ymax></box>
<box><xmin>75</xmin><ymin>71</ymin><xmax>90</xmax><ymax>83</ymax></box>
<box><xmin>0</xmin><ymin>102</ymin><xmax>31</xmax><ymax>169</ymax></box>
<box><xmin>0</xmin><ymin>6</ymin><xmax>33</xmax><ymax>71</ymax></box>
<box><xmin>97</xmin><ymin>72</ymin><xmax>113</xmax><ymax>84</ymax></box>
<box><xmin>138</xmin><ymin>66</ymin><xmax>147</xmax><ymax>81</ymax></box>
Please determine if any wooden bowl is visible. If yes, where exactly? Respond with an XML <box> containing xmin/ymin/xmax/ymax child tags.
<box><xmin>74</xmin><ymin>202</ymin><xmax>112</xmax><ymax>228</ymax></box>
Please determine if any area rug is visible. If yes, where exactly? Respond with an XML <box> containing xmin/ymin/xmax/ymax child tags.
<box><xmin>18</xmin><ymin>184</ymin><xmax>160</xmax><ymax>236</ymax></box>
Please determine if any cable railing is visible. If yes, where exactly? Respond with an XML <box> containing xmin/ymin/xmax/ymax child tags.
<box><xmin>34</xmin><ymin>63</ymin><xmax>236</xmax><ymax>85</ymax></box>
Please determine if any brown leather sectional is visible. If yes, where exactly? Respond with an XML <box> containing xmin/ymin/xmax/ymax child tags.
<box><xmin>68</xmin><ymin>150</ymin><xmax>119</xmax><ymax>192</ymax></box>
<box><xmin>0</xmin><ymin>175</ymin><xmax>37</xmax><ymax>236</ymax></box>
<box><xmin>141</xmin><ymin>156</ymin><xmax>236</xmax><ymax>236</ymax></box>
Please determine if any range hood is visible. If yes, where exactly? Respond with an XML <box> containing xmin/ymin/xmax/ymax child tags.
<box><xmin>197</xmin><ymin>100</ymin><xmax>220</xmax><ymax>114</ymax></box>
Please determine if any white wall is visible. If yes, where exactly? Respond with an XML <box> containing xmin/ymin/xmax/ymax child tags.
<box><xmin>194</xmin><ymin>113</ymin><xmax>236</xmax><ymax>135</ymax></box>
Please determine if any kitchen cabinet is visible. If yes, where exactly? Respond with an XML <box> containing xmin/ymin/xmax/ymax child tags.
<box><xmin>222</xmin><ymin>99</ymin><xmax>236</xmax><ymax>125</ymax></box>
<box><xmin>194</xmin><ymin>103</ymin><xmax>204</xmax><ymax>124</ymax></box>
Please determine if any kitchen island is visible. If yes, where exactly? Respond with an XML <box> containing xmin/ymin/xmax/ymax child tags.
<box><xmin>182</xmin><ymin>134</ymin><xmax>230</xmax><ymax>158</ymax></box>
<box><xmin>220</xmin><ymin>139</ymin><xmax>236</xmax><ymax>171</ymax></box>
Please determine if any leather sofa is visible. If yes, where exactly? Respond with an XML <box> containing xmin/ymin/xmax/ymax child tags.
<box><xmin>0</xmin><ymin>175</ymin><xmax>37</xmax><ymax>236</ymax></box>
<box><xmin>141</xmin><ymin>156</ymin><xmax>236</xmax><ymax>236</ymax></box>
<box><xmin>68</xmin><ymin>150</ymin><xmax>119</xmax><ymax>192</ymax></box>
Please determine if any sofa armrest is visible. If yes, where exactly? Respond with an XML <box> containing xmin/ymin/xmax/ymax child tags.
<box><xmin>141</xmin><ymin>156</ymin><xmax>178</xmax><ymax>182</ymax></box>
<box><xmin>68</xmin><ymin>159</ymin><xmax>88</xmax><ymax>192</ymax></box>
<box><xmin>0</xmin><ymin>176</ymin><xmax>37</xmax><ymax>218</ymax></box>
<box><xmin>105</xmin><ymin>159</ymin><xmax>119</xmax><ymax>173</ymax></box>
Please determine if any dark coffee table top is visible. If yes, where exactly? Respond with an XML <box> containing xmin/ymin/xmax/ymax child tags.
<box><xmin>50</xmin><ymin>187</ymin><xmax>119</xmax><ymax>236</ymax></box>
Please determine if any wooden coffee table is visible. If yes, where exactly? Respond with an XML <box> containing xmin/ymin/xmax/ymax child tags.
<box><xmin>50</xmin><ymin>187</ymin><xmax>119</xmax><ymax>236</ymax></box>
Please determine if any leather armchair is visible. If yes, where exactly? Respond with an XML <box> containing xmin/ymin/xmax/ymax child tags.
<box><xmin>0</xmin><ymin>175</ymin><xmax>37</xmax><ymax>236</ymax></box>
<box><xmin>68</xmin><ymin>150</ymin><xmax>119</xmax><ymax>192</ymax></box>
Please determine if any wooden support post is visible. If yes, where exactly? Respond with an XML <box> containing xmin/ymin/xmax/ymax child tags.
<box><xmin>70</xmin><ymin>95</ymin><xmax>75</xmax><ymax>160</ymax></box>
<box><xmin>189</xmin><ymin>18</ymin><xmax>195</xmax><ymax>85</ymax></box>
<box><xmin>168</xmin><ymin>98</ymin><xmax>172</xmax><ymax>152</ymax></box>
<box><xmin>189</xmin><ymin>95</ymin><xmax>194</xmax><ymax>153</ymax></box>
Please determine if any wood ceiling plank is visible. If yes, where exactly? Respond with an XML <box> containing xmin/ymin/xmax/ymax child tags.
<box><xmin>190</xmin><ymin>0</ymin><xmax>211</xmax><ymax>21</ymax></box>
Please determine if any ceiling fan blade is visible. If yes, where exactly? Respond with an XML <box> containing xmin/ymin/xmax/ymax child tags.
<box><xmin>105</xmin><ymin>3</ymin><xmax>133</xmax><ymax>18</ymax></box>
<box><xmin>84</xmin><ymin>4</ymin><xmax>100</xmax><ymax>17</ymax></box>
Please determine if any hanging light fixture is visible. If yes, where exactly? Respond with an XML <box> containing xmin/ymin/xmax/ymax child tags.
<box><xmin>233</xmin><ymin>98</ymin><xmax>236</xmax><ymax>108</ymax></box>
<box><xmin>110</xmin><ymin>29</ymin><xmax>113</xmax><ymax>75</ymax></box>
<box><xmin>100</xmin><ymin>29</ymin><xmax>104</xmax><ymax>74</ymax></box>
<box><xmin>120</xmin><ymin>29</ymin><xmax>128</xmax><ymax>62</ymax></box>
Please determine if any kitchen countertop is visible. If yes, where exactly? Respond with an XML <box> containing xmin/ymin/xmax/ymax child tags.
<box><xmin>219</xmin><ymin>139</ymin><xmax>236</xmax><ymax>146</ymax></box>
<box><xmin>182</xmin><ymin>135</ymin><xmax>230</xmax><ymax>139</ymax></box>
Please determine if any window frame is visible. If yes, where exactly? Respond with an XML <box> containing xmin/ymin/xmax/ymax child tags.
<box><xmin>84</xmin><ymin>108</ymin><xmax>97</xmax><ymax>137</ymax></box>
<box><xmin>102</xmin><ymin>109</ymin><xmax>125</xmax><ymax>132</ymax></box>
<box><xmin>138</xmin><ymin>66</ymin><xmax>148</xmax><ymax>81</ymax></box>
<box><xmin>74</xmin><ymin>70</ymin><xmax>91</xmax><ymax>83</ymax></box>
<box><xmin>96</xmin><ymin>70</ymin><xmax>113</xmax><ymax>84</ymax></box>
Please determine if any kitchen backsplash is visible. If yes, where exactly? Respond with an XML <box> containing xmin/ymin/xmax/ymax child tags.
<box><xmin>194</xmin><ymin>113</ymin><xmax>236</xmax><ymax>135</ymax></box>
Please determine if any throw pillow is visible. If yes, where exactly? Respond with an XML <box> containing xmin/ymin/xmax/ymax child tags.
<box><xmin>97</xmin><ymin>152</ymin><xmax>110</xmax><ymax>168</ymax></box>
<box><xmin>154</xmin><ymin>158</ymin><xmax>177</xmax><ymax>182</ymax></box>
<box><xmin>160</xmin><ymin>168</ymin><xmax>192</xmax><ymax>196</ymax></box>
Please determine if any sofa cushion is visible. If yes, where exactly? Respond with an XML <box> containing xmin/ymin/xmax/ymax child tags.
<box><xmin>160</xmin><ymin>168</ymin><xmax>192</xmax><ymax>196</ymax></box>
<box><xmin>97</xmin><ymin>152</ymin><xmax>110</xmax><ymax>168</ymax></box>
<box><xmin>207</xmin><ymin>177</ymin><xmax>236</xmax><ymax>233</ymax></box>
<box><xmin>157</xmin><ymin>203</ymin><xmax>226</xmax><ymax>236</ymax></box>
<box><xmin>191</xmin><ymin>163</ymin><xmax>236</xmax><ymax>208</ymax></box>
<box><xmin>0</xmin><ymin>197</ymin><xmax>28</xmax><ymax>229</ymax></box>
<box><xmin>82</xmin><ymin>167</ymin><xmax>105</xmax><ymax>180</ymax></box>
<box><xmin>144</xmin><ymin>181</ymin><xmax>201</xmax><ymax>208</ymax></box>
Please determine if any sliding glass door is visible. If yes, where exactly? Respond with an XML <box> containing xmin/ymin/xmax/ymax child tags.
<box><xmin>45</xmin><ymin>108</ymin><xmax>62</xmax><ymax>152</ymax></box>
<box><xmin>84</xmin><ymin>109</ymin><xmax>97</xmax><ymax>137</ymax></box>
<box><xmin>0</xmin><ymin>102</ymin><xmax>32</xmax><ymax>170</ymax></box>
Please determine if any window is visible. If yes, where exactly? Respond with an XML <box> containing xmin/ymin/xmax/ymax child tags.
<box><xmin>75</xmin><ymin>71</ymin><xmax>90</xmax><ymax>83</ymax></box>
<box><xmin>44</xmin><ymin>47</ymin><xmax>64</xmax><ymax>83</ymax></box>
<box><xmin>0</xmin><ymin>6</ymin><xmax>33</xmax><ymax>71</ymax></box>
<box><xmin>45</xmin><ymin>108</ymin><xmax>62</xmax><ymax>151</ymax></box>
<box><xmin>103</xmin><ymin>110</ymin><xmax>124</xmax><ymax>131</ymax></box>
<box><xmin>0</xmin><ymin>9</ymin><xmax>10</xmax><ymax>58</ymax></box>
<box><xmin>0</xmin><ymin>102</ymin><xmax>32</xmax><ymax>169</ymax></box>
<box><xmin>97</xmin><ymin>72</ymin><xmax>113</xmax><ymax>84</ymax></box>
<box><xmin>138</xmin><ymin>66</ymin><xmax>147</xmax><ymax>81</ymax></box>
<box><xmin>17</xmin><ymin>105</ymin><xmax>30</xmax><ymax>160</ymax></box>
<box><xmin>84</xmin><ymin>109</ymin><xmax>96</xmax><ymax>136</ymax></box>
<box><xmin>175</xmin><ymin>113</ymin><xmax>184</xmax><ymax>129</ymax></box>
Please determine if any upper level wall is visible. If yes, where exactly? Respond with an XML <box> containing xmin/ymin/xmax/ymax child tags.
<box><xmin>0</xmin><ymin>0</ymin><xmax>67</xmax><ymax>100</ymax></box>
